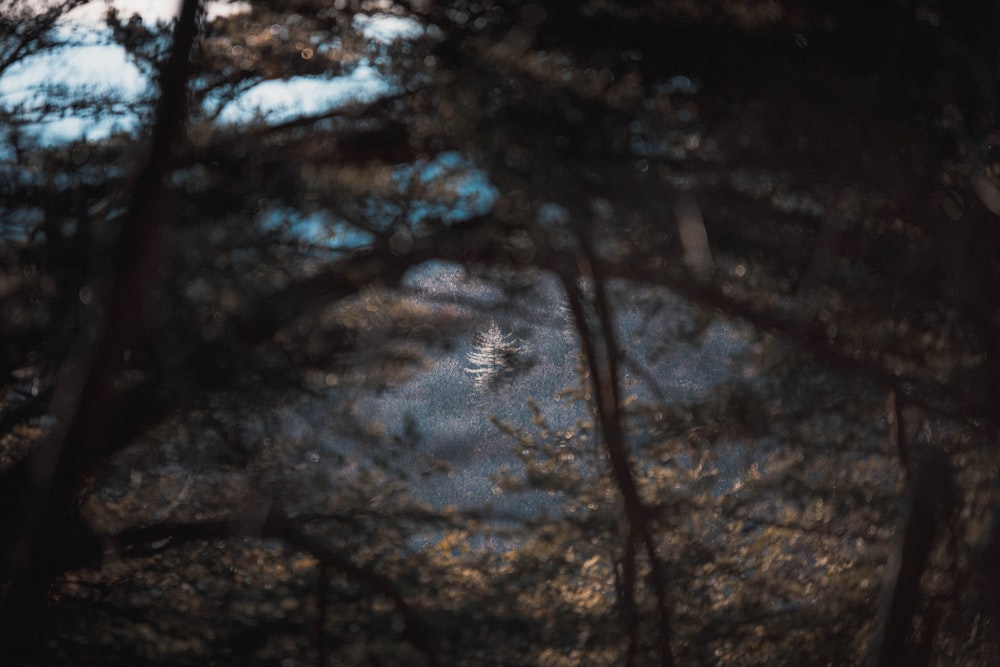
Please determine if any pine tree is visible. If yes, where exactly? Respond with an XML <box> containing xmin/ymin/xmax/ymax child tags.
<box><xmin>464</xmin><ymin>320</ymin><xmax>524</xmax><ymax>390</ymax></box>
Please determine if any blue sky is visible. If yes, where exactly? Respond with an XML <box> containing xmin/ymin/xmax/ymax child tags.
<box><xmin>213</xmin><ymin>64</ymin><xmax>395</xmax><ymax>125</ymax></box>
<box><xmin>2</xmin><ymin>1</ymin><xmax>412</xmax><ymax>143</ymax></box>
<box><xmin>2</xmin><ymin>1</ymin><xmax>497</xmax><ymax>239</ymax></box>
<box><xmin>0</xmin><ymin>31</ymin><xmax>147</xmax><ymax>143</ymax></box>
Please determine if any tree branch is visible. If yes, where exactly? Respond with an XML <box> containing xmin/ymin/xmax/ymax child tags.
<box><xmin>558</xmin><ymin>234</ymin><xmax>675</xmax><ymax>667</ymax></box>
<box><xmin>0</xmin><ymin>1</ymin><xmax>203</xmax><ymax>657</ymax></box>
<box><xmin>873</xmin><ymin>392</ymin><xmax>958</xmax><ymax>667</ymax></box>
<box><xmin>109</xmin><ymin>510</ymin><xmax>443</xmax><ymax>667</ymax></box>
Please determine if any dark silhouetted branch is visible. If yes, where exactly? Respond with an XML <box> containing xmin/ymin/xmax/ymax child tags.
<box><xmin>874</xmin><ymin>393</ymin><xmax>958</xmax><ymax>667</ymax></box>
<box><xmin>110</xmin><ymin>510</ymin><xmax>443</xmax><ymax>667</ymax></box>
<box><xmin>0</xmin><ymin>1</ymin><xmax>203</xmax><ymax>659</ymax></box>
<box><xmin>559</xmin><ymin>235</ymin><xmax>675</xmax><ymax>667</ymax></box>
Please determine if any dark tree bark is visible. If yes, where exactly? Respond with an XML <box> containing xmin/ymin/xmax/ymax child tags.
<box><xmin>0</xmin><ymin>0</ymin><xmax>202</xmax><ymax>659</ymax></box>
<box><xmin>876</xmin><ymin>396</ymin><xmax>958</xmax><ymax>667</ymax></box>
<box><xmin>559</xmin><ymin>234</ymin><xmax>675</xmax><ymax>667</ymax></box>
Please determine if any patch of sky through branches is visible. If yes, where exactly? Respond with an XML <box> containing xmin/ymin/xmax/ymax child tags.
<box><xmin>1</xmin><ymin>3</ymin><xmax>496</xmax><ymax>245</ymax></box>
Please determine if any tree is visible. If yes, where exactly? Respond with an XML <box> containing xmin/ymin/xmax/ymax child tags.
<box><xmin>2</xmin><ymin>0</ymin><xmax>1000</xmax><ymax>665</ymax></box>
<box><xmin>465</xmin><ymin>320</ymin><xmax>527</xmax><ymax>390</ymax></box>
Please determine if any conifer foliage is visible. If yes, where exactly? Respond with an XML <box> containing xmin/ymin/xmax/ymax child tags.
<box><xmin>3</xmin><ymin>1</ymin><xmax>1000</xmax><ymax>665</ymax></box>
<box><xmin>464</xmin><ymin>320</ymin><xmax>525</xmax><ymax>391</ymax></box>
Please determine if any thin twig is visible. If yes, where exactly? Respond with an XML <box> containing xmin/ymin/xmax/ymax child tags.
<box><xmin>110</xmin><ymin>511</ymin><xmax>443</xmax><ymax>667</ymax></box>
<box><xmin>558</xmin><ymin>233</ymin><xmax>675</xmax><ymax>667</ymax></box>
<box><xmin>585</xmin><ymin>238</ymin><xmax>676</xmax><ymax>667</ymax></box>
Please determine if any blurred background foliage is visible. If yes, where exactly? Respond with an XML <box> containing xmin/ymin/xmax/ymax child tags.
<box><xmin>2</xmin><ymin>0</ymin><xmax>1000</xmax><ymax>665</ymax></box>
